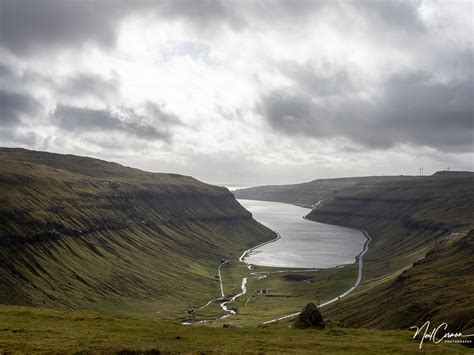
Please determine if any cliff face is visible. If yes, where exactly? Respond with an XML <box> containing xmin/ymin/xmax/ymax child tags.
<box><xmin>307</xmin><ymin>175</ymin><xmax>474</xmax><ymax>332</ymax></box>
<box><xmin>0</xmin><ymin>148</ymin><xmax>274</xmax><ymax>316</ymax></box>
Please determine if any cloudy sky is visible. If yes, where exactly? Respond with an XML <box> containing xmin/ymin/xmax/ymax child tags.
<box><xmin>0</xmin><ymin>0</ymin><xmax>472</xmax><ymax>186</ymax></box>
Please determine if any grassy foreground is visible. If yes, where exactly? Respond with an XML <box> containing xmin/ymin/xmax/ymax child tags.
<box><xmin>0</xmin><ymin>304</ymin><xmax>468</xmax><ymax>354</ymax></box>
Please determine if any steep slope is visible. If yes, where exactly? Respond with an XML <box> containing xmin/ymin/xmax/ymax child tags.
<box><xmin>0</xmin><ymin>148</ymin><xmax>274</xmax><ymax>316</ymax></box>
<box><xmin>234</xmin><ymin>175</ymin><xmax>415</xmax><ymax>206</ymax></box>
<box><xmin>307</xmin><ymin>174</ymin><xmax>474</xmax><ymax>333</ymax></box>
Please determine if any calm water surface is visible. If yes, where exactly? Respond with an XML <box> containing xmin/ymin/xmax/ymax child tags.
<box><xmin>238</xmin><ymin>199</ymin><xmax>365</xmax><ymax>269</ymax></box>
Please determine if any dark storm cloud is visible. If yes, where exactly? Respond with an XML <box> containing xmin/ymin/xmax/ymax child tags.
<box><xmin>261</xmin><ymin>70</ymin><xmax>473</xmax><ymax>152</ymax></box>
<box><xmin>0</xmin><ymin>0</ymin><xmax>243</xmax><ymax>56</ymax></box>
<box><xmin>0</xmin><ymin>0</ymin><xmax>127</xmax><ymax>55</ymax></box>
<box><xmin>54</xmin><ymin>105</ymin><xmax>170</xmax><ymax>141</ymax></box>
<box><xmin>0</xmin><ymin>0</ymin><xmax>426</xmax><ymax>56</ymax></box>
<box><xmin>0</xmin><ymin>90</ymin><xmax>41</xmax><ymax>126</ymax></box>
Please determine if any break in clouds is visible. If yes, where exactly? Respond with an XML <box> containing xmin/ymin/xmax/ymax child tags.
<box><xmin>0</xmin><ymin>0</ymin><xmax>472</xmax><ymax>184</ymax></box>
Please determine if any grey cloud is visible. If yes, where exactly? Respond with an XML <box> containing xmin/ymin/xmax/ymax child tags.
<box><xmin>58</xmin><ymin>73</ymin><xmax>119</xmax><ymax>100</ymax></box>
<box><xmin>54</xmin><ymin>105</ymin><xmax>170</xmax><ymax>141</ymax></box>
<box><xmin>261</xmin><ymin>71</ymin><xmax>473</xmax><ymax>152</ymax></box>
<box><xmin>259</xmin><ymin>91</ymin><xmax>330</xmax><ymax>138</ymax></box>
<box><xmin>158</xmin><ymin>0</ymin><xmax>245</xmax><ymax>29</ymax></box>
<box><xmin>249</xmin><ymin>0</ymin><xmax>331</xmax><ymax>25</ymax></box>
<box><xmin>0</xmin><ymin>0</ymin><xmax>127</xmax><ymax>55</ymax></box>
<box><xmin>0</xmin><ymin>63</ymin><xmax>14</xmax><ymax>78</ymax></box>
<box><xmin>0</xmin><ymin>126</ymin><xmax>38</xmax><ymax>146</ymax></box>
<box><xmin>0</xmin><ymin>0</ymin><xmax>426</xmax><ymax>57</ymax></box>
<box><xmin>374</xmin><ymin>72</ymin><xmax>473</xmax><ymax>151</ymax></box>
<box><xmin>0</xmin><ymin>90</ymin><xmax>41</xmax><ymax>126</ymax></box>
<box><xmin>280</xmin><ymin>61</ymin><xmax>355</xmax><ymax>97</ymax></box>
<box><xmin>143</xmin><ymin>102</ymin><xmax>182</xmax><ymax>126</ymax></box>
<box><xmin>0</xmin><ymin>0</ymin><xmax>244</xmax><ymax>56</ymax></box>
<box><xmin>248</xmin><ymin>0</ymin><xmax>425</xmax><ymax>35</ymax></box>
<box><xmin>350</xmin><ymin>0</ymin><xmax>424</xmax><ymax>33</ymax></box>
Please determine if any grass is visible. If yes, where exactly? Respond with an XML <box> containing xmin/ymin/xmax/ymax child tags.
<box><xmin>0</xmin><ymin>304</ymin><xmax>469</xmax><ymax>353</ymax></box>
<box><xmin>182</xmin><ymin>242</ymin><xmax>358</xmax><ymax>326</ymax></box>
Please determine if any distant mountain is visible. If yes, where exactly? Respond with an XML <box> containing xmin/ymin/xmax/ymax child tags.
<box><xmin>234</xmin><ymin>175</ymin><xmax>416</xmax><ymax>206</ymax></box>
<box><xmin>431</xmin><ymin>170</ymin><xmax>474</xmax><ymax>178</ymax></box>
<box><xmin>0</xmin><ymin>148</ymin><xmax>274</xmax><ymax>316</ymax></box>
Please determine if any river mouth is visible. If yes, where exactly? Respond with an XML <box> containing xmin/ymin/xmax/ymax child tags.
<box><xmin>238</xmin><ymin>199</ymin><xmax>366</xmax><ymax>269</ymax></box>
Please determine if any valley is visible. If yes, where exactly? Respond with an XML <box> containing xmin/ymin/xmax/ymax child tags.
<box><xmin>0</xmin><ymin>148</ymin><xmax>471</xmax><ymax>353</ymax></box>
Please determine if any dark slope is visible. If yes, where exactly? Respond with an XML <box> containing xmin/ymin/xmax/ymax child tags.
<box><xmin>0</xmin><ymin>148</ymin><xmax>274</xmax><ymax>316</ymax></box>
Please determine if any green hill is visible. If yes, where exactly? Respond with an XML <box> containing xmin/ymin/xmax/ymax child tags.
<box><xmin>308</xmin><ymin>174</ymin><xmax>474</xmax><ymax>334</ymax></box>
<box><xmin>0</xmin><ymin>148</ymin><xmax>274</xmax><ymax>316</ymax></box>
<box><xmin>235</xmin><ymin>172</ymin><xmax>474</xmax><ymax>335</ymax></box>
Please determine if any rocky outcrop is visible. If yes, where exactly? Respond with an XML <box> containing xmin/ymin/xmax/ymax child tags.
<box><xmin>293</xmin><ymin>303</ymin><xmax>325</xmax><ymax>329</ymax></box>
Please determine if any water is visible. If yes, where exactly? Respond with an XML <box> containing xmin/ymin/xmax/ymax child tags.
<box><xmin>238</xmin><ymin>199</ymin><xmax>366</xmax><ymax>269</ymax></box>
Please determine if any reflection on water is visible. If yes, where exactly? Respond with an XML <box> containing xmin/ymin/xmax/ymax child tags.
<box><xmin>238</xmin><ymin>199</ymin><xmax>365</xmax><ymax>269</ymax></box>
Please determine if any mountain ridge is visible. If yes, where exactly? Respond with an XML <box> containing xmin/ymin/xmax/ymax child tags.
<box><xmin>0</xmin><ymin>148</ymin><xmax>274</xmax><ymax>316</ymax></box>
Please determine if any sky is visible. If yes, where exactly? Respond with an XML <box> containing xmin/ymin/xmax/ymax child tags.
<box><xmin>0</xmin><ymin>0</ymin><xmax>473</xmax><ymax>186</ymax></box>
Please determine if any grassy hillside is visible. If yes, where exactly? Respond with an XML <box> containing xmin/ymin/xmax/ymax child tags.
<box><xmin>0</xmin><ymin>304</ymin><xmax>468</xmax><ymax>353</ymax></box>
<box><xmin>307</xmin><ymin>174</ymin><xmax>474</xmax><ymax>334</ymax></box>
<box><xmin>236</xmin><ymin>172</ymin><xmax>474</xmax><ymax>336</ymax></box>
<box><xmin>0</xmin><ymin>148</ymin><xmax>274</xmax><ymax>317</ymax></box>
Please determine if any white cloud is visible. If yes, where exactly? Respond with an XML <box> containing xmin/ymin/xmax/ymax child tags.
<box><xmin>0</xmin><ymin>0</ymin><xmax>472</xmax><ymax>185</ymax></box>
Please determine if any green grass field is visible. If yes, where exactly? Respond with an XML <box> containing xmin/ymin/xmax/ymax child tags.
<box><xmin>192</xmin><ymin>260</ymin><xmax>358</xmax><ymax>326</ymax></box>
<box><xmin>0</xmin><ymin>304</ymin><xmax>469</xmax><ymax>353</ymax></box>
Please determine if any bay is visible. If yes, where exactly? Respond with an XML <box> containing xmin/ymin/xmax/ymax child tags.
<box><xmin>238</xmin><ymin>199</ymin><xmax>366</xmax><ymax>269</ymax></box>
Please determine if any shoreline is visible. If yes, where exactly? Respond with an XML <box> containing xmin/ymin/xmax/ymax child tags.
<box><xmin>262</xmin><ymin>217</ymin><xmax>372</xmax><ymax>324</ymax></box>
